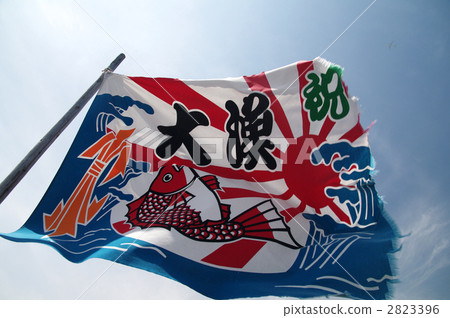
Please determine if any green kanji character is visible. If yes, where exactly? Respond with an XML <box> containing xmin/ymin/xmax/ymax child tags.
<box><xmin>303</xmin><ymin>65</ymin><xmax>350</xmax><ymax>121</ymax></box>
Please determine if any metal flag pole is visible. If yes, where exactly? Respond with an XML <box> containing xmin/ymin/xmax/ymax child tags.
<box><xmin>0</xmin><ymin>53</ymin><xmax>126</xmax><ymax>205</ymax></box>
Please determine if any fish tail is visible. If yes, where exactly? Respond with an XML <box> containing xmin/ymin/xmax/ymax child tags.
<box><xmin>232</xmin><ymin>200</ymin><xmax>301</xmax><ymax>249</ymax></box>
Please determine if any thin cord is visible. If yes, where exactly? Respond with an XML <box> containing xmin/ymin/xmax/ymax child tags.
<box><xmin>317</xmin><ymin>0</ymin><xmax>377</xmax><ymax>58</ymax></box>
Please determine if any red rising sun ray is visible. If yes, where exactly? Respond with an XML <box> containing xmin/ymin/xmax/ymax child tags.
<box><xmin>339</xmin><ymin>114</ymin><xmax>368</xmax><ymax>143</ymax></box>
<box><xmin>244</xmin><ymin>72</ymin><xmax>294</xmax><ymax>140</ymax></box>
<box><xmin>319</xmin><ymin>116</ymin><xmax>337</xmax><ymax>140</ymax></box>
<box><xmin>271</xmin><ymin>147</ymin><xmax>286</xmax><ymax>160</ymax></box>
<box><xmin>327</xmin><ymin>201</ymin><xmax>351</xmax><ymax>224</ymax></box>
<box><xmin>280</xmin><ymin>206</ymin><xmax>304</xmax><ymax>223</ymax></box>
<box><xmin>130</xmin><ymin>77</ymin><xmax>229</xmax><ymax>130</ymax></box>
<box><xmin>297</xmin><ymin>61</ymin><xmax>314</xmax><ymax>137</ymax></box>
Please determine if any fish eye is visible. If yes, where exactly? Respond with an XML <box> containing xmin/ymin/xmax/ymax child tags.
<box><xmin>162</xmin><ymin>173</ymin><xmax>173</xmax><ymax>183</ymax></box>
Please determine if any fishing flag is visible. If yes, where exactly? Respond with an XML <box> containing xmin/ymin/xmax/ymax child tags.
<box><xmin>0</xmin><ymin>58</ymin><xmax>399</xmax><ymax>299</ymax></box>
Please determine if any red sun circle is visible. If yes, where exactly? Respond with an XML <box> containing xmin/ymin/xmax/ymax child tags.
<box><xmin>283</xmin><ymin>136</ymin><xmax>341</xmax><ymax>211</ymax></box>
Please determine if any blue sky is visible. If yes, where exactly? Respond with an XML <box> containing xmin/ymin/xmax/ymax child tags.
<box><xmin>0</xmin><ymin>0</ymin><xmax>448</xmax><ymax>299</ymax></box>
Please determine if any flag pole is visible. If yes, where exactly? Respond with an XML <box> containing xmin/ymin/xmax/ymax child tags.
<box><xmin>0</xmin><ymin>53</ymin><xmax>126</xmax><ymax>205</ymax></box>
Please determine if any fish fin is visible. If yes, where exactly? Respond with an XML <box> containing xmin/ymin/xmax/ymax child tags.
<box><xmin>125</xmin><ymin>193</ymin><xmax>147</xmax><ymax>228</ymax></box>
<box><xmin>125</xmin><ymin>193</ymin><xmax>170</xmax><ymax>229</ymax></box>
<box><xmin>220</xmin><ymin>203</ymin><xmax>231</xmax><ymax>220</ymax></box>
<box><xmin>127</xmin><ymin>193</ymin><xmax>147</xmax><ymax>212</ymax></box>
<box><xmin>112</xmin><ymin>220</ymin><xmax>133</xmax><ymax>234</ymax></box>
<box><xmin>232</xmin><ymin>200</ymin><xmax>301</xmax><ymax>249</ymax></box>
<box><xmin>200</xmin><ymin>175</ymin><xmax>221</xmax><ymax>191</ymax></box>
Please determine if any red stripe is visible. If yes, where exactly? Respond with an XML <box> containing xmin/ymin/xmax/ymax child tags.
<box><xmin>244</xmin><ymin>73</ymin><xmax>294</xmax><ymax>139</ymax></box>
<box><xmin>297</xmin><ymin>61</ymin><xmax>314</xmax><ymax>136</ymax></box>
<box><xmin>131</xmin><ymin>143</ymin><xmax>138</xmax><ymax>160</ymax></box>
<box><xmin>340</xmin><ymin>116</ymin><xmax>366</xmax><ymax>143</ymax></box>
<box><xmin>280</xmin><ymin>207</ymin><xmax>301</xmax><ymax>223</ymax></box>
<box><xmin>318</xmin><ymin>116</ymin><xmax>336</xmax><ymax>139</ymax></box>
<box><xmin>130</xmin><ymin>77</ymin><xmax>229</xmax><ymax>130</ymax></box>
<box><xmin>280</xmin><ymin>200</ymin><xmax>307</xmax><ymax>223</ymax></box>
<box><xmin>201</xmin><ymin>239</ymin><xmax>266</xmax><ymax>268</ymax></box>
<box><xmin>328</xmin><ymin>201</ymin><xmax>351</xmax><ymax>224</ymax></box>
<box><xmin>130</xmin><ymin>144</ymin><xmax>166</xmax><ymax>172</ymax></box>
<box><xmin>272</xmin><ymin>147</ymin><xmax>285</xmax><ymax>159</ymax></box>
<box><xmin>130</xmin><ymin>144</ymin><xmax>158</xmax><ymax>165</ymax></box>
<box><xmin>129</xmin><ymin>77</ymin><xmax>174</xmax><ymax>105</ymax></box>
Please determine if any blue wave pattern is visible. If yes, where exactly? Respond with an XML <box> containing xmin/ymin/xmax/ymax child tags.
<box><xmin>95</xmin><ymin>93</ymin><xmax>154</xmax><ymax>130</ymax></box>
<box><xmin>0</xmin><ymin>94</ymin><xmax>152</xmax><ymax>259</ymax></box>
<box><xmin>312</xmin><ymin>141</ymin><xmax>379</xmax><ymax>226</ymax></box>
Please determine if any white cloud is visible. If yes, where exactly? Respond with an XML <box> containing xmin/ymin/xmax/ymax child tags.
<box><xmin>394</xmin><ymin>200</ymin><xmax>450</xmax><ymax>299</ymax></box>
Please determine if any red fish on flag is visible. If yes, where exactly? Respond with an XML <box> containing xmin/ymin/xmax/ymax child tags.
<box><xmin>0</xmin><ymin>58</ymin><xmax>399</xmax><ymax>300</ymax></box>
<box><xmin>125</xmin><ymin>164</ymin><xmax>299</xmax><ymax>248</ymax></box>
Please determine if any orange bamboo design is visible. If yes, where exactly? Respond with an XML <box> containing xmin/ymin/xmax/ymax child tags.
<box><xmin>44</xmin><ymin>129</ymin><xmax>135</xmax><ymax>237</ymax></box>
